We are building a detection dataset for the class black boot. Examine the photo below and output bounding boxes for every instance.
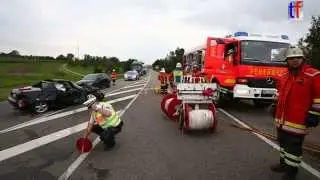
[270,163,286,173]
[282,172,297,180]
[282,167,298,180]
[103,139,116,151]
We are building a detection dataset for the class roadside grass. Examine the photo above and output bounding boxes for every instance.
[64,64,94,75]
[0,58,126,101]
[0,61,86,101]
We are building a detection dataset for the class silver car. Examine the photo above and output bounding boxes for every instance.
[124,70,140,81]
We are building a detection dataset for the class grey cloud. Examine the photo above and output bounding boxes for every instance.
[0,0,319,63]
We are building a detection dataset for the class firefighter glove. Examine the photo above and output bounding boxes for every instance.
[306,113,319,127]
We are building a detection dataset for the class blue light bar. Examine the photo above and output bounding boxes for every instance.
[281,35,289,40]
[234,32,249,37]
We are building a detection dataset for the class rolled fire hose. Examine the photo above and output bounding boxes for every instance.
[230,123,320,154]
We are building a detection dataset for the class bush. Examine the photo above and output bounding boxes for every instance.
[94,66,103,73]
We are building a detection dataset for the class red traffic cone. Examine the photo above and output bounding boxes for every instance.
[76,137,93,153]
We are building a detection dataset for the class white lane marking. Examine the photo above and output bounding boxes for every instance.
[218,108,320,179]
[0,110,121,162]
[0,95,136,134]
[101,80,145,94]
[43,109,66,117]
[58,74,151,180]
[121,83,146,89]
[105,87,142,97]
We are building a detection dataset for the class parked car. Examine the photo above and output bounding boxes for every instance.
[7,79,102,114]
[76,73,111,89]
[124,70,140,81]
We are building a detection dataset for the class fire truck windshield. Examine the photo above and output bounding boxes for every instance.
[240,40,290,66]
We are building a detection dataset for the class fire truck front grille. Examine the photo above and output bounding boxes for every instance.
[246,78,277,88]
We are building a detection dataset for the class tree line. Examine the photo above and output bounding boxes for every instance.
[0,50,140,74]
[152,47,184,73]
[153,15,320,72]
[298,16,320,69]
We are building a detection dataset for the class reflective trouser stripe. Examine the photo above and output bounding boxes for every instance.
[281,125,306,134]
[281,147,302,168]
[280,148,285,158]
[309,110,320,116]
[313,98,320,103]
[285,159,300,167]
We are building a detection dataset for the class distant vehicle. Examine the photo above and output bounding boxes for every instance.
[124,70,140,81]
[76,73,111,89]
[142,67,147,75]
[131,61,144,76]
[7,79,102,114]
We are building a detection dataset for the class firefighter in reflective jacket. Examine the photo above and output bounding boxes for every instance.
[111,69,117,86]
[84,93,123,150]
[158,68,168,94]
[272,47,320,180]
[170,62,183,89]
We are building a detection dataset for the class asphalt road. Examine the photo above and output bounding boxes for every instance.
[0,70,319,180]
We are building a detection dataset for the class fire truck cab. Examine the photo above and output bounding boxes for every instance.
[183,32,291,107]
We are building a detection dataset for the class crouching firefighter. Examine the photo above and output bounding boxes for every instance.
[84,93,124,150]
[272,47,320,180]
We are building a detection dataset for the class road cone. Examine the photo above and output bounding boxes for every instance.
[76,137,93,153]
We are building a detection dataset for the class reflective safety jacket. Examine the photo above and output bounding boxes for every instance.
[274,64,320,135]
[173,70,183,83]
[111,72,117,80]
[91,102,121,129]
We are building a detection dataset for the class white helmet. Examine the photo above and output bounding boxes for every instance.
[176,62,182,68]
[286,47,304,60]
[160,68,165,72]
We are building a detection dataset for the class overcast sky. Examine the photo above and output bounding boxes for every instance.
[0,0,319,64]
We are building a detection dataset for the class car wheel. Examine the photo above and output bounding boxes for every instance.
[34,101,49,114]
[87,94,96,100]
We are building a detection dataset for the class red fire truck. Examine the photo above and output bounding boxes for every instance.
[183,32,291,107]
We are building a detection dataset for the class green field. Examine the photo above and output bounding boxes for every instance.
[0,59,95,101]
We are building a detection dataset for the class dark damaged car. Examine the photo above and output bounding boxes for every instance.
[8,79,103,114]
[76,73,111,89]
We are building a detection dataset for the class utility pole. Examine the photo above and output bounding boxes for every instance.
[77,41,80,60]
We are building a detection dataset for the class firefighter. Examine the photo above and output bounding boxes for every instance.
[171,62,184,89]
[271,47,320,180]
[191,64,203,83]
[158,68,168,94]
[111,69,117,86]
[84,92,124,150]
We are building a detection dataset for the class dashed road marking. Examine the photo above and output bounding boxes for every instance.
[0,110,120,162]
[105,87,142,97]
[0,95,137,134]
[121,83,146,89]
[58,74,151,180]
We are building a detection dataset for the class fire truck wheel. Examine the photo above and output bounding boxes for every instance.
[178,108,184,130]
[213,84,226,107]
